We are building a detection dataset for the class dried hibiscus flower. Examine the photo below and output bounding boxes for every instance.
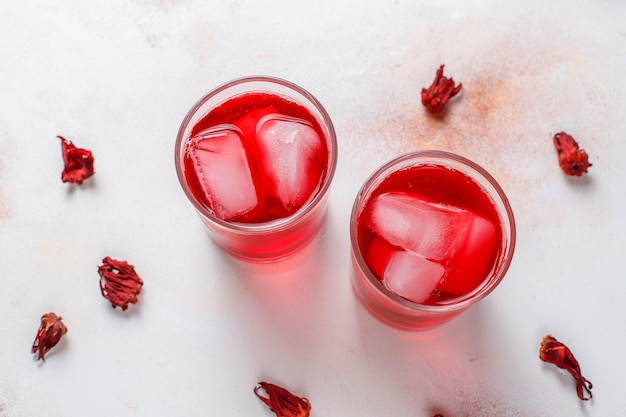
[539,334,593,400]
[32,312,67,361]
[58,135,95,184]
[98,257,143,310]
[254,381,311,417]
[421,64,463,113]
[553,132,592,176]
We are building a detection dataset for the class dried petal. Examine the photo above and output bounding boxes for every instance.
[539,334,593,400]
[553,132,592,176]
[98,257,143,310]
[421,64,463,113]
[58,135,95,184]
[32,312,67,361]
[254,382,311,417]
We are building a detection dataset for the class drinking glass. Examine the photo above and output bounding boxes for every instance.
[175,76,337,262]
[350,151,516,330]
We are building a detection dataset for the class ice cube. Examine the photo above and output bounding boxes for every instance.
[383,250,445,304]
[365,235,445,303]
[439,213,498,296]
[370,191,473,261]
[188,125,258,221]
[255,114,323,210]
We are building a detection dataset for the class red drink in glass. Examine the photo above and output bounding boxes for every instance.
[350,151,515,330]
[175,77,337,262]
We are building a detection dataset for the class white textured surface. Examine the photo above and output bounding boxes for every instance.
[1,0,626,415]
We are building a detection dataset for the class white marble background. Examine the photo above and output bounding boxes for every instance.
[1,0,626,415]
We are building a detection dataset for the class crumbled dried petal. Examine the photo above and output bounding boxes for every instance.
[98,257,143,310]
[421,64,463,113]
[58,135,95,184]
[32,312,67,361]
[553,132,592,176]
[254,382,311,417]
[539,334,593,400]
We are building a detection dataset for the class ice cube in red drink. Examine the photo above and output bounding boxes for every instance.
[188,125,258,221]
[440,212,498,296]
[384,250,445,304]
[365,236,446,303]
[256,114,323,210]
[365,235,445,303]
[370,191,472,262]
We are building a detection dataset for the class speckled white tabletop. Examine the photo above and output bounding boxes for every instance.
[2,1,626,416]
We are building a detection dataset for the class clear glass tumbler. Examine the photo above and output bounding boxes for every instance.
[350,151,516,331]
[175,76,338,262]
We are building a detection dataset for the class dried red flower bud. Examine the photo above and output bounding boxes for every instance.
[539,334,593,400]
[254,382,311,417]
[421,64,463,113]
[98,257,143,310]
[58,135,95,184]
[32,312,67,361]
[553,132,592,176]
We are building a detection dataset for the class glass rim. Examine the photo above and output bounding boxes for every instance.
[174,75,338,234]
[350,150,516,313]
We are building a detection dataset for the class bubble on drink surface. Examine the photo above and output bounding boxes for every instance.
[256,114,323,210]
[188,125,258,221]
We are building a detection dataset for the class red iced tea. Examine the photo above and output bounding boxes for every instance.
[183,92,329,223]
[350,151,515,330]
[175,77,337,262]
[356,165,502,304]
